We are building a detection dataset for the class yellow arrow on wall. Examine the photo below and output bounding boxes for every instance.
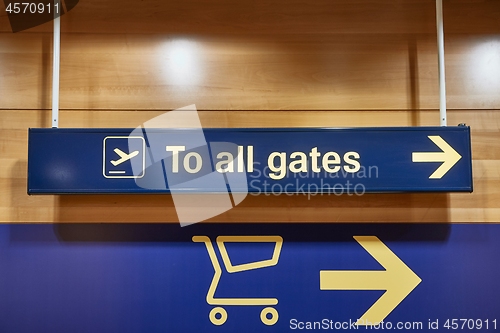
[412,135,462,179]
[320,236,421,326]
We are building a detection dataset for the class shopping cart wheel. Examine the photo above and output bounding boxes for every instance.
[260,307,279,326]
[209,307,227,325]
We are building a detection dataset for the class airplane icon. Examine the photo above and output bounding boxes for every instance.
[110,148,139,166]
[103,136,145,179]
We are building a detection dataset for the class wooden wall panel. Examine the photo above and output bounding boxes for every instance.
[1,33,499,110]
[0,0,499,222]
[1,0,499,34]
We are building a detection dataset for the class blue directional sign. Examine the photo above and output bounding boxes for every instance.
[28,126,472,194]
[0,223,498,333]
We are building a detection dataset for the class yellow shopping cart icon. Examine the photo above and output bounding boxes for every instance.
[192,235,283,326]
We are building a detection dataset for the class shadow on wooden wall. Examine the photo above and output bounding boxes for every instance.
[55,192,450,222]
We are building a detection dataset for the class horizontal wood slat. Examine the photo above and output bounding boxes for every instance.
[1,33,499,110]
[1,0,499,34]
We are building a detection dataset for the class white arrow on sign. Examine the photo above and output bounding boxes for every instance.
[412,135,462,179]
